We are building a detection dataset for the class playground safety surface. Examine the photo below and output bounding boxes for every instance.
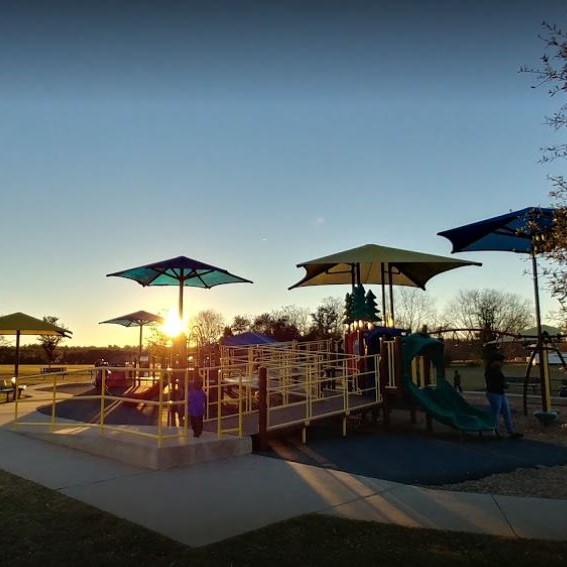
[261,419,567,486]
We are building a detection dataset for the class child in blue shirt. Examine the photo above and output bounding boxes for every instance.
[188,378,207,438]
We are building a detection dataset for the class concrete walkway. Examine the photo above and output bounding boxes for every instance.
[0,423,566,547]
[1,386,566,547]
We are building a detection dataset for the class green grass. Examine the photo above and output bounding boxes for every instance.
[1,469,566,567]
[449,363,567,395]
[0,365,94,386]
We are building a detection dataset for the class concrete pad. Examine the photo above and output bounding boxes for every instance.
[3,409,251,470]
[24,426,252,470]
[494,495,567,541]
[0,428,143,489]
[61,454,399,547]
[323,485,515,538]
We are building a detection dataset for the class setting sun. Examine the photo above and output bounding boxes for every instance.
[161,308,187,337]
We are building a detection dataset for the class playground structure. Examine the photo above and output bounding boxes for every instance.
[9,330,510,457]
[432,327,567,417]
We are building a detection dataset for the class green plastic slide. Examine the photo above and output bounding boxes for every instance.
[401,333,497,433]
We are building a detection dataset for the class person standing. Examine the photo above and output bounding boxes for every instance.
[188,378,207,438]
[484,354,523,439]
[453,369,463,393]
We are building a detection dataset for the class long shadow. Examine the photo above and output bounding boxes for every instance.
[259,421,567,485]
[35,386,160,426]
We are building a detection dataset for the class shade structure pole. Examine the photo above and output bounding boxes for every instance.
[178,281,184,320]
[138,325,144,361]
[380,263,386,323]
[14,330,21,380]
[388,265,395,326]
[532,250,550,412]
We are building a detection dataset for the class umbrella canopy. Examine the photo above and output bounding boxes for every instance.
[221,331,279,347]
[107,256,253,319]
[438,206,556,411]
[437,207,554,254]
[100,310,163,359]
[289,243,481,323]
[0,312,72,379]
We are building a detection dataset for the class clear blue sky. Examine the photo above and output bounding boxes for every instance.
[1,0,565,346]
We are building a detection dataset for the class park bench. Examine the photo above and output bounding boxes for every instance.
[40,367,67,374]
[0,379,27,402]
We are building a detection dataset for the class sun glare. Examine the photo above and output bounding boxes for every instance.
[162,308,187,337]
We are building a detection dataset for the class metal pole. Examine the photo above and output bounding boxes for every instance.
[138,325,143,361]
[388,265,395,325]
[14,330,21,380]
[380,263,386,323]
[178,279,184,320]
[531,250,550,412]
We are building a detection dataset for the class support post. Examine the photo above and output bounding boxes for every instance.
[257,367,268,450]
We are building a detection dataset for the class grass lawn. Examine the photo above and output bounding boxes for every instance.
[1,470,566,567]
[0,365,94,386]
[449,363,567,396]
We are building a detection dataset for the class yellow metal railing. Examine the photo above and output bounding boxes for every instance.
[10,337,392,444]
[12,366,192,447]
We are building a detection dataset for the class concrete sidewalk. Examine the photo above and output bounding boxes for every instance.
[0,425,566,547]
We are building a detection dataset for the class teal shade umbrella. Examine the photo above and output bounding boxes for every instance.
[0,312,72,379]
[107,256,253,319]
[100,310,163,359]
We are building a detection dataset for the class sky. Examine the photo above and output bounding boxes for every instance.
[1,0,566,347]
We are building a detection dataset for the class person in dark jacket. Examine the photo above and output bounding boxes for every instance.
[485,354,523,439]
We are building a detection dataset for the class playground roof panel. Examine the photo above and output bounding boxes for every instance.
[289,243,481,290]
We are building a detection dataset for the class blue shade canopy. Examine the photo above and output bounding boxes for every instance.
[100,310,163,358]
[438,206,557,414]
[99,310,163,328]
[107,256,253,289]
[221,332,279,347]
[437,207,555,254]
[107,256,253,319]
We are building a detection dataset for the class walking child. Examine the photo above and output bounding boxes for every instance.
[188,378,206,438]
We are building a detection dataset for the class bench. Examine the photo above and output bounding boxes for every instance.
[1,380,27,402]
[40,367,67,374]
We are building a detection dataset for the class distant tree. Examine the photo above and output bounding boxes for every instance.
[444,289,533,343]
[190,309,225,348]
[309,296,343,340]
[272,305,311,336]
[250,312,301,341]
[394,288,438,332]
[37,316,69,366]
[229,315,251,335]
[146,326,171,366]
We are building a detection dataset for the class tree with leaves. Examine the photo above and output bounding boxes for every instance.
[309,296,343,340]
[37,316,69,366]
[229,315,251,335]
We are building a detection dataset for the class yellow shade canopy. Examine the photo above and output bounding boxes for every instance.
[289,243,481,290]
